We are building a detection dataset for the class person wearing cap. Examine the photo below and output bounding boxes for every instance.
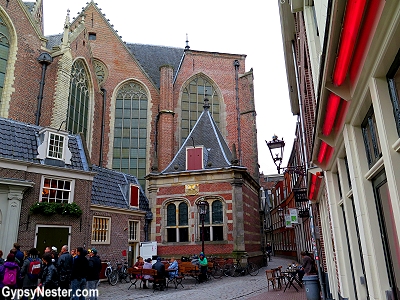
[198,252,208,283]
[87,248,101,299]
[141,258,153,289]
[58,245,73,300]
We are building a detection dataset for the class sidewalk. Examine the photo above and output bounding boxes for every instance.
[247,256,307,300]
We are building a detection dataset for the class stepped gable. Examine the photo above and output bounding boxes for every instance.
[123,43,184,89]
[161,100,234,174]
[91,165,149,211]
[0,117,86,171]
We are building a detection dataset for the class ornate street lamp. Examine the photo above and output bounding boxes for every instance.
[197,200,209,253]
[266,135,285,174]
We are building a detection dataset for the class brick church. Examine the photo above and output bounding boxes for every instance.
[0,0,262,263]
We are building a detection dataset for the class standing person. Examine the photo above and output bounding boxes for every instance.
[86,248,101,300]
[152,257,166,290]
[20,248,41,300]
[0,250,4,265]
[70,247,89,300]
[40,253,58,300]
[13,243,24,267]
[3,253,20,294]
[198,252,208,283]
[58,245,73,300]
[298,251,314,281]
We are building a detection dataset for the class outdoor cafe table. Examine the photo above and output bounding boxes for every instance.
[282,269,303,292]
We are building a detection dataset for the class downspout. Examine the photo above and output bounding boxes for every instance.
[234,60,242,164]
[99,88,106,167]
[35,53,53,126]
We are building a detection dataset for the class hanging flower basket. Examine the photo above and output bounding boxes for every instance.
[29,202,83,217]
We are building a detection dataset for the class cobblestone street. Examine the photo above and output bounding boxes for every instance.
[97,256,308,300]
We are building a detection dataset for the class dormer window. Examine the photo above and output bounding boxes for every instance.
[48,132,64,160]
[186,146,207,170]
[37,128,72,165]
[129,184,140,208]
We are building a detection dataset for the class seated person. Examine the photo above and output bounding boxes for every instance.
[168,257,178,279]
[152,257,166,290]
[134,256,144,269]
[191,255,199,266]
[142,258,153,289]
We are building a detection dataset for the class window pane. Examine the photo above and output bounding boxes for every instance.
[212,226,224,241]
[167,228,176,242]
[179,202,188,225]
[212,200,223,224]
[200,226,210,241]
[179,227,189,242]
[167,203,176,226]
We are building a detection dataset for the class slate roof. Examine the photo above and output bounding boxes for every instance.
[91,165,149,211]
[125,43,184,88]
[23,2,35,13]
[0,117,87,171]
[46,34,62,49]
[161,100,234,174]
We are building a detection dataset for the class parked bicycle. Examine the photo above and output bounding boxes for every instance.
[105,261,118,285]
[115,259,130,283]
[231,256,259,277]
[206,257,224,279]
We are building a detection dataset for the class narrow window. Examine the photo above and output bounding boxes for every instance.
[47,132,64,160]
[129,221,139,241]
[91,217,111,244]
[361,106,382,168]
[0,16,10,103]
[88,33,96,40]
[387,48,400,137]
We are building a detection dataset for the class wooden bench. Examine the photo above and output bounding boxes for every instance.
[179,262,200,283]
[127,267,142,290]
[127,268,165,291]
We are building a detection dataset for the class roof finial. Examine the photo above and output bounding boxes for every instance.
[185,33,190,50]
[203,97,210,110]
[61,9,71,47]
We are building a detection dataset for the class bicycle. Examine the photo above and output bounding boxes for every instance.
[115,259,130,283]
[231,256,259,277]
[105,261,118,285]
[207,257,224,279]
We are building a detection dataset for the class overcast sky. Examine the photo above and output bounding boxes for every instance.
[43,0,297,175]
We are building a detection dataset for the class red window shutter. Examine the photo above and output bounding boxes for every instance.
[130,185,139,207]
[187,148,203,170]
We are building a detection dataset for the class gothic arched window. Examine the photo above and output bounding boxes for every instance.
[198,199,224,241]
[113,81,148,186]
[0,16,10,103]
[67,59,90,137]
[181,76,220,144]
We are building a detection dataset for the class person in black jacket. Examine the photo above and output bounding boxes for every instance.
[57,245,73,300]
[40,253,58,300]
[86,248,101,300]
[152,257,166,290]
[70,247,89,300]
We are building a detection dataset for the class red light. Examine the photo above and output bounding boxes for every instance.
[325,144,334,165]
[318,142,327,163]
[333,0,367,86]
[322,93,341,136]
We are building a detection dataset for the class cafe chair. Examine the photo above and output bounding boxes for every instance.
[265,269,276,291]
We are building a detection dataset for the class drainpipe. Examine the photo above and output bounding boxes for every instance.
[99,88,107,167]
[234,60,242,164]
[35,53,53,126]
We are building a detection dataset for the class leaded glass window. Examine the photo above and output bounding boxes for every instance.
[0,16,10,102]
[113,81,148,187]
[181,76,220,144]
[167,203,176,226]
[361,106,382,168]
[67,60,90,137]
[166,201,189,243]
[199,199,224,241]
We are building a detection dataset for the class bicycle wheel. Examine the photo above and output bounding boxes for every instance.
[232,264,242,277]
[223,264,235,277]
[109,270,118,286]
[211,265,223,279]
[105,267,112,279]
[121,266,130,283]
[247,263,259,276]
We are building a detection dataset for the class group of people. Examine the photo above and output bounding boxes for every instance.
[0,243,102,300]
[132,251,209,290]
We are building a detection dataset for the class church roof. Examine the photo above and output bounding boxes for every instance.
[125,43,184,88]
[91,165,149,211]
[161,100,234,174]
[0,117,87,171]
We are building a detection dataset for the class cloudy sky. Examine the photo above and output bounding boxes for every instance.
[43,0,297,175]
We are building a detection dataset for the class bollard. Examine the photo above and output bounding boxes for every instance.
[303,275,320,300]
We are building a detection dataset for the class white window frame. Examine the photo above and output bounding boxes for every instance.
[165,200,190,243]
[39,176,74,203]
[91,216,111,244]
[47,132,65,160]
[128,220,139,242]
